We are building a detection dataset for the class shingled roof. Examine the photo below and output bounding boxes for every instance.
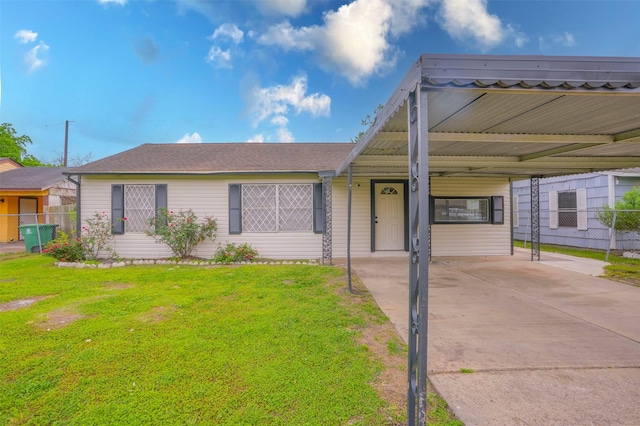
[0,167,70,190]
[68,143,356,175]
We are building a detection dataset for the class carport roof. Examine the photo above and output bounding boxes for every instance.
[338,54,640,179]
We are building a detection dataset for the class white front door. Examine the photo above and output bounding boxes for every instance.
[374,183,404,251]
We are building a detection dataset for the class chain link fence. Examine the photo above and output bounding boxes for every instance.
[0,206,76,244]
[514,208,640,256]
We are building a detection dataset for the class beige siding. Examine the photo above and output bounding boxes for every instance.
[80,174,323,260]
[331,176,511,257]
[332,177,373,257]
[431,177,511,256]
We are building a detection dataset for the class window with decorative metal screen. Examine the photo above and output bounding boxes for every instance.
[242,184,313,232]
[124,185,155,232]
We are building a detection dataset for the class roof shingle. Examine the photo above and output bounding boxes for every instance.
[68,143,355,174]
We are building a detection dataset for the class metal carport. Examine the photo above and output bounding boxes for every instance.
[333,54,640,425]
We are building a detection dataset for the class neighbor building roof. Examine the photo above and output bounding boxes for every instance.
[0,167,70,190]
[67,143,356,175]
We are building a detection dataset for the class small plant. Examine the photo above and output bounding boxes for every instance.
[460,368,474,374]
[43,232,85,262]
[214,242,259,264]
[147,209,218,259]
[81,212,118,260]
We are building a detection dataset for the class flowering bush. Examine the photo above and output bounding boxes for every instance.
[214,242,259,264]
[81,212,118,260]
[147,209,218,259]
[43,232,85,262]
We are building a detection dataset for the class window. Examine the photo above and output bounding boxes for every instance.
[430,196,504,224]
[229,183,323,234]
[549,189,587,230]
[558,191,577,227]
[112,184,167,234]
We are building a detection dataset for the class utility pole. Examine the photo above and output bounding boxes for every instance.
[63,120,74,166]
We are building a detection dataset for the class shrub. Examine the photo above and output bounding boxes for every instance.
[81,212,118,260]
[214,242,259,264]
[147,209,218,259]
[43,232,85,262]
[597,187,640,232]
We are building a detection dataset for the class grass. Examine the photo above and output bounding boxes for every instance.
[0,254,461,425]
[514,240,640,286]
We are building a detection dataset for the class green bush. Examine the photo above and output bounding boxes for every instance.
[597,187,640,232]
[147,209,218,259]
[81,212,118,260]
[214,242,259,264]
[43,232,85,262]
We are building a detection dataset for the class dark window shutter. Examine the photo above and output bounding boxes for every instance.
[313,183,325,234]
[492,196,504,224]
[155,184,168,227]
[112,184,125,234]
[229,184,242,234]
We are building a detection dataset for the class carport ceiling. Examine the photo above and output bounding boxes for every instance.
[340,54,640,179]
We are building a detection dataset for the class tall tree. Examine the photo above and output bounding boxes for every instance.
[0,123,45,166]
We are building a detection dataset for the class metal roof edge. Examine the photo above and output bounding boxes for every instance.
[418,54,640,90]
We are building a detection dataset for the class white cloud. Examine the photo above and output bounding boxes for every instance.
[256,0,308,17]
[257,0,433,86]
[25,41,49,73]
[248,74,330,142]
[176,132,203,144]
[276,127,295,143]
[98,0,127,5]
[205,46,232,68]
[437,0,527,50]
[258,21,316,51]
[538,32,576,52]
[247,134,266,143]
[210,23,244,44]
[14,30,38,44]
[250,74,330,126]
[206,23,244,68]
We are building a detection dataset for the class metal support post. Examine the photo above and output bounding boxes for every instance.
[322,176,333,265]
[407,84,430,425]
[347,165,353,292]
[530,176,540,261]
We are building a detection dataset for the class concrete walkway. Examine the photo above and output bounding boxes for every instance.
[341,250,640,425]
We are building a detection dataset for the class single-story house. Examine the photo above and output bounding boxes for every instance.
[64,54,640,421]
[65,54,640,262]
[0,167,76,242]
[512,169,640,251]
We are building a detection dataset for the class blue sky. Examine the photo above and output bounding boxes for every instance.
[2,0,639,164]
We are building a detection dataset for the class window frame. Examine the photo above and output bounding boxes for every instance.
[430,196,504,225]
[229,183,324,234]
[111,184,167,234]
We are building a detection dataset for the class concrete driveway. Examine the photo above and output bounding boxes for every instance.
[342,249,640,425]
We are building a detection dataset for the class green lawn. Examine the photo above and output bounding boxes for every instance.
[514,240,640,286]
[0,254,460,425]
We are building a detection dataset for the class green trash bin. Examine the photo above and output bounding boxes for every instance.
[18,224,59,253]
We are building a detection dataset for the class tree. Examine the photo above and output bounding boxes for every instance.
[351,104,384,143]
[0,123,45,166]
[597,186,640,232]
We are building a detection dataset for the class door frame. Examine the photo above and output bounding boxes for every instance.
[370,179,409,252]
[18,197,39,241]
